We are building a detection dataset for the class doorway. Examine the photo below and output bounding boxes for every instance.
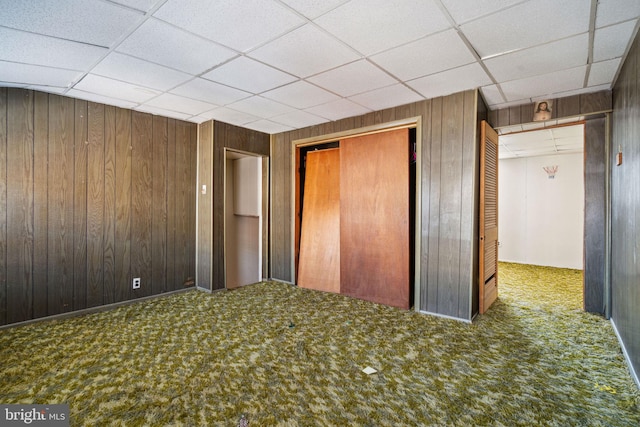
[225,149,263,289]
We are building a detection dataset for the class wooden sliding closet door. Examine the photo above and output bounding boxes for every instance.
[340,129,409,309]
[298,148,341,293]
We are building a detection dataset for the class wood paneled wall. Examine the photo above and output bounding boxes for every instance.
[271,90,481,320]
[611,29,640,384]
[0,88,197,326]
[196,120,269,292]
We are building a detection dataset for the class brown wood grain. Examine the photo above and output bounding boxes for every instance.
[175,120,191,288]
[196,120,212,290]
[114,107,132,303]
[103,106,116,304]
[298,148,340,293]
[340,128,409,309]
[152,115,168,294]
[166,119,176,290]
[33,91,48,318]
[73,99,88,310]
[426,97,443,313]
[0,88,7,325]
[87,102,105,308]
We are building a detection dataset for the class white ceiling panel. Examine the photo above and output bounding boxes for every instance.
[27,85,68,95]
[199,107,262,125]
[145,93,217,116]
[116,18,237,75]
[110,0,159,13]
[499,124,584,159]
[134,104,193,121]
[408,63,492,99]
[243,119,294,134]
[371,29,476,81]
[0,0,144,47]
[480,84,505,106]
[484,34,589,83]
[461,0,590,58]
[279,0,349,19]
[500,66,587,102]
[593,20,638,62]
[202,57,297,94]
[271,110,328,128]
[349,84,423,111]
[315,0,450,56]
[227,96,295,119]
[595,0,640,28]
[588,59,622,86]
[307,60,397,97]
[440,0,523,25]
[74,74,160,103]
[0,27,107,71]
[171,78,251,106]
[154,0,304,52]
[92,52,192,91]
[248,24,360,78]
[262,81,340,109]
[66,88,138,109]
[0,61,82,87]
[305,98,372,121]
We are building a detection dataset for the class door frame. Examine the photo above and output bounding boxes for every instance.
[289,117,422,311]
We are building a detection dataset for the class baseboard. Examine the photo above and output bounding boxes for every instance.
[610,318,640,389]
[419,310,472,323]
[0,287,195,331]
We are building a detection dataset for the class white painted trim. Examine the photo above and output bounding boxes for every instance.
[610,318,640,389]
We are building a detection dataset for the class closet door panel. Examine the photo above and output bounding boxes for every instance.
[298,148,341,293]
[340,129,409,309]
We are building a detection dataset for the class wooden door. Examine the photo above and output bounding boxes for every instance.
[298,148,341,293]
[340,129,409,309]
[479,120,499,314]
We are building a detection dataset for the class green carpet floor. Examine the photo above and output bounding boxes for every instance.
[1,262,638,426]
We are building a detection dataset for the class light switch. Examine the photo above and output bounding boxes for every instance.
[201,184,207,194]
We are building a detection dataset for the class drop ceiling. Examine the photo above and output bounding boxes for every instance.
[499,124,585,159]
[1,0,638,134]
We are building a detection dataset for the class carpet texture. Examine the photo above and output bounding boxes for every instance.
[1,262,639,426]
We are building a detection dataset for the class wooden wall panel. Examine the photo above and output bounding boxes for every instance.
[0,88,7,325]
[6,89,34,323]
[73,100,88,311]
[188,125,197,283]
[611,28,640,380]
[196,120,212,291]
[114,107,132,303]
[87,102,105,308]
[47,95,75,314]
[132,112,153,298]
[0,90,197,326]
[152,116,168,294]
[103,106,116,304]
[33,91,48,319]
[271,91,480,320]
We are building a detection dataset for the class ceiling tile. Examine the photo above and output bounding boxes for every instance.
[74,74,161,103]
[0,0,144,47]
[279,0,349,19]
[134,104,193,121]
[198,107,262,125]
[537,84,610,100]
[271,110,328,128]
[593,20,638,62]
[307,60,397,97]
[144,93,218,116]
[66,88,138,109]
[305,99,372,121]
[110,0,159,13]
[349,84,423,111]
[595,0,640,27]
[371,29,476,81]
[408,63,492,99]
[227,96,296,119]
[117,18,237,75]
[0,61,82,87]
[461,0,590,58]
[440,0,523,25]
[27,85,68,95]
[315,0,450,56]
[249,24,360,78]
[93,52,192,91]
[0,27,107,71]
[484,34,589,82]
[262,81,340,109]
[500,66,587,102]
[202,57,297,94]
[243,119,294,134]
[171,78,251,105]
[588,59,621,86]
[480,84,505,106]
[154,0,304,52]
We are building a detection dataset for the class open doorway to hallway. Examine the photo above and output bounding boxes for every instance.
[497,123,585,309]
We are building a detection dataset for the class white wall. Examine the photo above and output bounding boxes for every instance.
[498,152,584,269]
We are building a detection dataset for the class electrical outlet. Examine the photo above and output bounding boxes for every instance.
[133,277,141,289]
